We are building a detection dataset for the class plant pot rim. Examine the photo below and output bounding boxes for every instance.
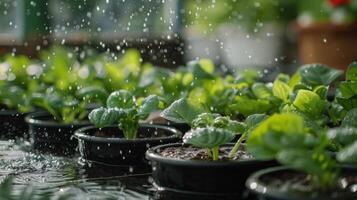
[0,107,32,116]
[146,143,264,167]
[294,21,357,33]
[74,124,182,143]
[25,111,91,127]
[246,166,357,200]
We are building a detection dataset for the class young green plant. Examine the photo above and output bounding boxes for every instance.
[89,90,163,139]
[247,113,338,190]
[31,86,107,123]
[183,127,236,161]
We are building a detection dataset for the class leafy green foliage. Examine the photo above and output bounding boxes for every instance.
[31,86,106,123]
[247,113,337,189]
[229,96,272,117]
[183,127,235,149]
[293,90,325,117]
[346,62,357,81]
[341,108,357,128]
[161,98,203,125]
[336,63,357,112]
[336,141,357,164]
[328,127,357,147]
[328,127,357,164]
[88,108,123,128]
[272,79,291,102]
[252,83,272,99]
[299,64,343,86]
[89,90,162,139]
[228,114,268,158]
[191,112,245,133]
[183,127,235,160]
[76,86,108,105]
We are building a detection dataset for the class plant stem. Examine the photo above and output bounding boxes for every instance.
[228,131,247,158]
[212,147,219,161]
[121,124,138,139]
[206,148,212,157]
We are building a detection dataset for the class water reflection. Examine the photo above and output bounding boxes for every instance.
[0,140,152,199]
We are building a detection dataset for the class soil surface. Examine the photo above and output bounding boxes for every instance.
[260,170,357,198]
[157,146,253,161]
[93,127,171,139]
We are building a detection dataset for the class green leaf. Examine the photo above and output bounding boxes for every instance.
[338,82,357,99]
[313,85,328,99]
[213,116,231,128]
[77,86,108,105]
[245,114,268,130]
[293,90,325,117]
[277,149,325,177]
[137,95,160,119]
[327,127,357,146]
[106,90,135,109]
[336,96,357,111]
[183,127,235,149]
[192,113,221,128]
[161,98,203,124]
[299,64,343,86]
[247,113,305,160]
[188,60,214,79]
[337,140,357,164]
[229,97,272,117]
[272,79,291,102]
[327,102,346,125]
[342,108,357,128]
[89,107,123,128]
[225,121,246,134]
[346,62,357,81]
[252,83,272,99]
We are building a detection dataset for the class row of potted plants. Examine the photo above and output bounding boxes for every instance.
[0,47,356,199]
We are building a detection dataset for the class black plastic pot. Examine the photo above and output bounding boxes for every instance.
[74,124,182,166]
[146,143,276,199]
[0,107,30,139]
[246,166,357,200]
[25,111,91,155]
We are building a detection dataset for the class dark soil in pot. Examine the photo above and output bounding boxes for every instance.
[146,143,277,199]
[0,105,31,139]
[74,124,182,166]
[25,111,91,155]
[246,166,357,200]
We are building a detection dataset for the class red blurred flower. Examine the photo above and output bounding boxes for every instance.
[328,0,352,7]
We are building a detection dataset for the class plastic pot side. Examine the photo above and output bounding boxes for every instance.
[25,111,91,155]
[0,109,30,139]
[146,143,277,198]
[246,166,357,200]
[74,124,182,166]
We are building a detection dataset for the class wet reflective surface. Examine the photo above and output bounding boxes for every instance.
[0,140,153,199]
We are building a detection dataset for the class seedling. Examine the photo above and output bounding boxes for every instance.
[247,113,338,190]
[89,90,163,139]
[31,86,107,123]
[183,127,235,161]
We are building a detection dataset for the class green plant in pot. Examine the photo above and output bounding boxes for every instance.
[145,103,274,197]
[25,86,108,154]
[246,113,357,200]
[74,90,182,165]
